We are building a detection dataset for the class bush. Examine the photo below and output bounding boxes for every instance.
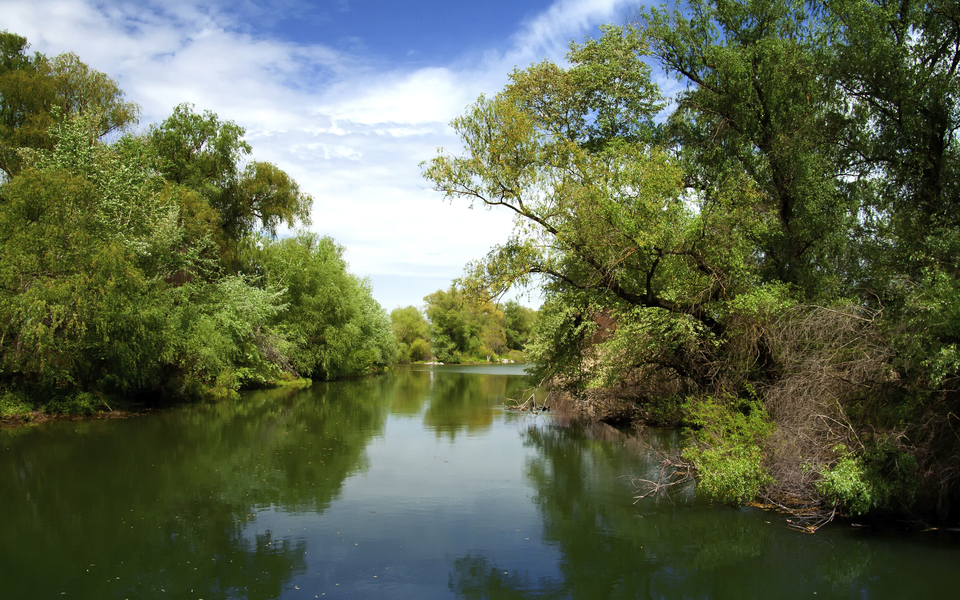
[0,390,33,417]
[817,450,873,515]
[683,394,774,505]
[44,391,101,416]
[409,338,432,362]
[817,441,918,515]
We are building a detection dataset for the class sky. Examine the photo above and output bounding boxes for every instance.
[2,0,656,311]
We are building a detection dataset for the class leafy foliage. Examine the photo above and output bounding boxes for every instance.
[424,3,960,522]
[502,300,538,351]
[682,394,774,505]
[391,306,432,363]
[424,287,508,363]
[148,103,312,267]
[0,31,138,178]
[817,442,919,516]
[249,233,398,380]
[0,36,397,414]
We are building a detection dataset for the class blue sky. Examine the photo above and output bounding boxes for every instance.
[3,0,653,311]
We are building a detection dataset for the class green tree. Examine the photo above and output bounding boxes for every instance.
[250,233,397,379]
[0,113,175,397]
[821,0,960,381]
[148,103,312,265]
[391,306,432,363]
[423,13,904,518]
[824,0,960,520]
[0,39,396,412]
[424,287,506,363]
[502,300,537,351]
[0,31,139,178]
[424,25,755,387]
[643,0,856,296]
[0,112,293,405]
[827,0,960,239]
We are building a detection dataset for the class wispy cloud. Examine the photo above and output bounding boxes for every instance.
[508,0,640,61]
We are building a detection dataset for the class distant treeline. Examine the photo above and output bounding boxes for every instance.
[390,289,537,365]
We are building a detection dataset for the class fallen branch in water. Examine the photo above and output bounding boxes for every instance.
[632,443,695,503]
[504,380,551,413]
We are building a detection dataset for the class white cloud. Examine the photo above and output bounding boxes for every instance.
[319,67,469,126]
[2,0,642,309]
[509,0,639,59]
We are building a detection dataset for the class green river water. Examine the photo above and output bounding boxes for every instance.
[1,364,957,599]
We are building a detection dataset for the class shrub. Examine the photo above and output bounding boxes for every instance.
[817,441,918,515]
[683,394,774,505]
[0,390,32,417]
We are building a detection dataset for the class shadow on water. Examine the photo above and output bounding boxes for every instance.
[0,366,531,599]
[0,379,390,599]
[448,419,960,600]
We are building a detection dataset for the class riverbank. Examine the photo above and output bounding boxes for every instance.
[0,376,314,429]
[0,408,158,429]
[552,381,960,531]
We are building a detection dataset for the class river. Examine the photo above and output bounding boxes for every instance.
[1,364,957,599]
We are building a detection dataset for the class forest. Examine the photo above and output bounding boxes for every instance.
[0,28,536,417]
[0,31,400,413]
[391,293,537,365]
[423,0,960,525]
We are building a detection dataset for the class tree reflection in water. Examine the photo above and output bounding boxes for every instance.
[450,420,959,600]
[4,368,958,599]
[0,380,385,599]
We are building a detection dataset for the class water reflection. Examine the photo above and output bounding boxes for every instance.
[450,554,564,600]
[449,420,960,600]
[0,366,530,599]
[0,380,385,599]
[2,367,958,600]
[422,372,523,439]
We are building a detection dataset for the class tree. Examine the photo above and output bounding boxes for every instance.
[819,0,960,377]
[390,306,432,363]
[643,0,857,296]
[250,233,397,379]
[422,12,937,519]
[0,113,177,395]
[424,287,506,363]
[502,301,538,351]
[0,37,396,413]
[822,0,960,520]
[826,0,960,237]
[0,31,138,178]
[424,25,757,387]
[149,103,312,265]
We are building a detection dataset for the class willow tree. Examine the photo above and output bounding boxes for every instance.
[423,25,774,391]
[148,103,313,268]
[0,31,139,178]
[248,233,398,380]
[0,113,294,403]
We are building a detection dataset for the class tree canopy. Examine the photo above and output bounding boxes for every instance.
[0,31,138,178]
[0,34,394,417]
[147,103,313,268]
[424,1,960,524]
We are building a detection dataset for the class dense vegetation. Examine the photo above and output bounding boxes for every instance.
[391,293,537,364]
[0,32,396,417]
[424,0,960,525]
